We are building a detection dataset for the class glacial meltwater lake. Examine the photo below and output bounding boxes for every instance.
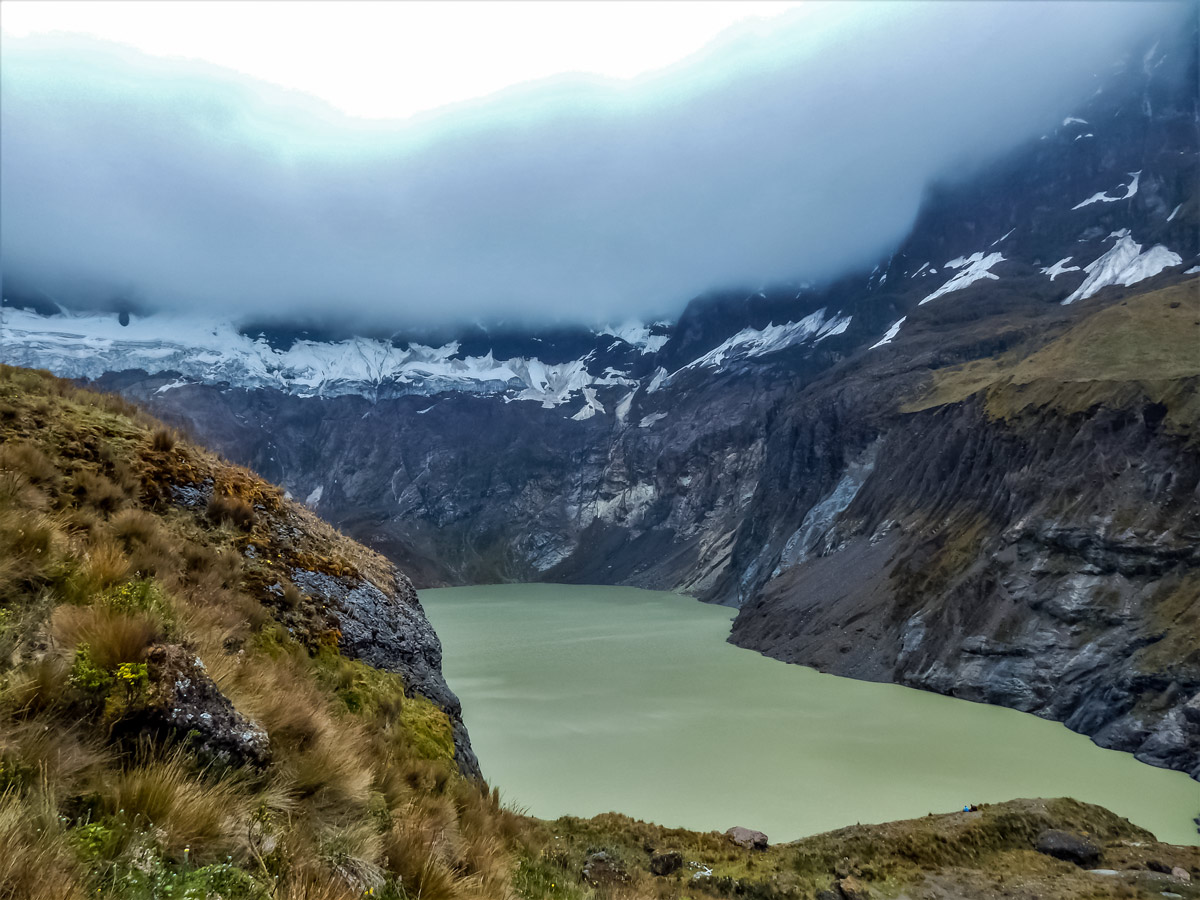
[421,584,1199,845]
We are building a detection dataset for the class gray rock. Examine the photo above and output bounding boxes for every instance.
[1034,829,1102,867]
[143,643,270,768]
[1172,867,1191,883]
[290,566,481,779]
[581,851,626,886]
[725,826,768,850]
[649,850,682,876]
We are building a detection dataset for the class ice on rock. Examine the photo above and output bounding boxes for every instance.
[645,367,669,394]
[680,309,853,371]
[920,252,1005,305]
[598,321,668,354]
[1063,235,1182,304]
[1072,171,1140,209]
[569,386,605,421]
[869,316,906,349]
[1040,257,1082,281]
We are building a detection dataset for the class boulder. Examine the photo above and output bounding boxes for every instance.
[725,826,769,850]
[1033,829,1102,867]
[1172,867,1191,883]
[581,851,626,886]
[143,643,270,768]
[649,850,682,876]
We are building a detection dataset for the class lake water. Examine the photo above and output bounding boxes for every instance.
[421,583,1199,845]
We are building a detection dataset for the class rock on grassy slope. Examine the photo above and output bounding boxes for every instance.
[1,364,1196,900]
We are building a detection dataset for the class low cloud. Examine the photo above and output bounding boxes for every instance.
[0,2,1186,329]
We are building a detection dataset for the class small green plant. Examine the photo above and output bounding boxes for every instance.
[69,643,114,697]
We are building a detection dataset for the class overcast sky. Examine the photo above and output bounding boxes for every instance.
[0,1,1186,329]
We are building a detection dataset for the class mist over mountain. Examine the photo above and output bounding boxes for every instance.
[1,1,1187,331]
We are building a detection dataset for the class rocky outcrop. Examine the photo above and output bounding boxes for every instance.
[289,565,481,780]
[725,827,769,850]
[1035,829,1103,867]
[581,851,627,886]
[142,643,270,768]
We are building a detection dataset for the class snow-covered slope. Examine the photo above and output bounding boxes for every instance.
[678,308,851,372]
[0,307,633,406]
[1063,234,1183,305]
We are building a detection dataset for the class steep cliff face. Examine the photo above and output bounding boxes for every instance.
[732,281,1200,777]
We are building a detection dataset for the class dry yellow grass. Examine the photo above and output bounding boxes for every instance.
[906,278,1200,414]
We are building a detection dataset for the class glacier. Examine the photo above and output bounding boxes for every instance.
[0,306,633,408]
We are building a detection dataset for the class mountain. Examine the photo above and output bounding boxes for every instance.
[3,366,1199,900]
[4,16,1198,782]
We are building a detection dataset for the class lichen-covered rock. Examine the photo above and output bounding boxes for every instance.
[143,643,270,767]
[581,851,627,886]
[290,567,481,779]
[725,826,768,850]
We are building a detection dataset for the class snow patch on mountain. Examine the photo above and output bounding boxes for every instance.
[1071,171,1141,209]
[680,309,852,372]
[919,252,1005,305]
[869,316,906,350]
[569,386,605,421]
[598,321,669,354]
[645,367,669,394]
[1041,257,1082,281]
[614,389,636,425]
[1062,235,1182,305]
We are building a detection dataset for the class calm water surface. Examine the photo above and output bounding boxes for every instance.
[421,584,1198,845]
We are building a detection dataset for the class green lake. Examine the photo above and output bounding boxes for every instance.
[421,583,1199,845]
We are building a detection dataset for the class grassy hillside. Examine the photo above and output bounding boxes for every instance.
[906,277,1200,438]
[1,365,1196,900]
